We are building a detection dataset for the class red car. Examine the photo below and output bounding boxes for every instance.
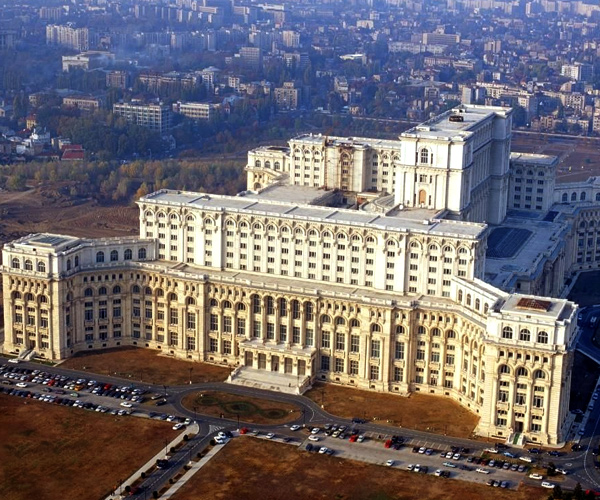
[384,439,392,448]
[349,435,358,443]
[239,427,250,435]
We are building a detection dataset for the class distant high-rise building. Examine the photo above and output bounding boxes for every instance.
[46,24,90,51]
[113,102,172,134]
[239,46,262,69]
[560,62,593,83]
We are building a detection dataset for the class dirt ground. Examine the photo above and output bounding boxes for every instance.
[181,391,299,425]
[171,438,546,500]
[305,382,479,438]
[59,347,231,386]
[0,186,139,245]
[512,134,600,184]
[0,393,173,500]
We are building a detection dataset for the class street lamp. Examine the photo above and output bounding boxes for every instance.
[163,385,168,397]
[193,405,198,423]
[189,367,193,385]
[302,408,306,428]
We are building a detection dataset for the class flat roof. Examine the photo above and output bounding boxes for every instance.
[401,104,511,141]
[500,294,572,321]
[290,134,403,151]
[140,190,487,239]
[245,183,334,205]
[510,152,557,166]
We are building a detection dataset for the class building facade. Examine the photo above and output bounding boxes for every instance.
[113,102,172,134]
[0,105,585,447]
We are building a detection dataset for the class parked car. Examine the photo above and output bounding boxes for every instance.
[529,473,543,480]
[386,459,394,467]
[541,481,556,489]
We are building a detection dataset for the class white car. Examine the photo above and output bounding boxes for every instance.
[217,431,227,439]
[541,481,556,489]
[434,469,443,477]
[555,468,569,475]
[476,468,490,474]
[172,423,186,430]
[8,359,21,364]
[119,401,134,408]
[308,435,320,442]
[357,435,365,443]
[418,446,426,454]
[386,459,394,467]
[519,456,533,463]
[318,447,328,454]
[311,427,320,434]
[266,433,275,439]
[214,436,226,444]
[529,473,543,480]
[15,382,28,388]
[290,425,301,431]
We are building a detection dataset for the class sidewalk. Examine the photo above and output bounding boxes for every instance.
[105,422,200,500]
[159,441,227,499]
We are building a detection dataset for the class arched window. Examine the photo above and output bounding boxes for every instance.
[132,285,140,294]
[255,160,261,168]
[335,317,346,326]
[417,326,426,335]
[571,192,577,202]
[11,258,19,269]
[431,327,441,337]
[145,287,152,295]
[124,249,132,260]
[113,286,121,294]
[274,161,280,170]
[66,259,72,271]
[537,331,549,344]
[519,329,531,342]
[168,293,177,302]
[475,298,480,310]
[96,251,105,263]
[596,193,600,202]
[502,326,513,339]
[24,260,33,271]
[371,324,382,333]
[581,192,586,201]
[84,288,93,297]
[25,293,34,302]
[396,325,405,334]
[237,302,246,312]
[98,287,107,295]
[138,248,147,260]
[66,292,72,301]
[321,315,331,324]
[210,298,218,307]
[186,297,196,306]
[74,256,79,267]
[222,300,232,309]
[446,330,456,339]
[499,365,511,374]
[419,148,430,164]
[156,289,164,297]
[466,294,472,306]
[516,367,529,377]
[110,250,119,262]
[39,295,48,303]
[13,291,21,300]
[305,303,314,317]
[562,193,568,203]
[266,296,274,313]
[484,303,489,314]
[534,370,545,380]
[350,319,360,328]
[279,298,287,315]
[458,290,463,302]
[252,295,261,313]
[37,262,46,273]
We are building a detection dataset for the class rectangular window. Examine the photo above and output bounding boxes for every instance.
[223,340,231,354]
[371,339,380,358]
[223,316,232,333]
[210,314,218,331]
[336,332,345,351]
[293,327,301,344]
[209,338,218,352]
[445,354,455,365]
[395,341,404,360]
[321,355,330,371]
[169,308,178,326]
[394,367,403,382]
[335,358,344,373]
[305,328,314,346]
[187,312,196,330]
[237,318,246,336]
[349,360,359,375]
[253,321,261,338]
[369,365,379,380]
[321,331,331,349]
[279,324,287,342]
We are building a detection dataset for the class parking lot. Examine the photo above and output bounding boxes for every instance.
[298,427,534,490]
[0,362,194,428]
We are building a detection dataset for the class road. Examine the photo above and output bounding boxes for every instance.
[3,349,600,497]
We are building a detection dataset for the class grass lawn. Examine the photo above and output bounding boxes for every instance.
[305,382,479,438]
[59,346,231,386]
[170,438,546,500]
[0,393,173,500]
[182,391,300,425]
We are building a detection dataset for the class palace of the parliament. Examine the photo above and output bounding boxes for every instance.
[4,104,600,445]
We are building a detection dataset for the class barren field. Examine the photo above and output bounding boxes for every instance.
[305,382,479,438]
[60,347,231,386]
[0,186,138,245]
[512,133,600,184]
[0,393,173,500]
[171,438,546,500]
[182,391,300,425]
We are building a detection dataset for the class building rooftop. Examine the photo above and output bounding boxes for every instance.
[499,294,574,322]
[401,104,511,141]
[510,152,557,166]
[140,190,487,239]
[290,133,403,151]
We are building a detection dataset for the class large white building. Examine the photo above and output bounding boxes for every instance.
[2,104,591,447]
